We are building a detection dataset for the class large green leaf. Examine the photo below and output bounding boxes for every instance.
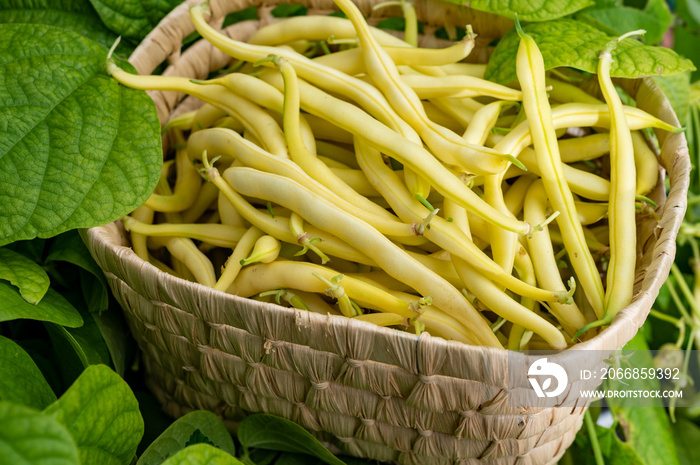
[0,402,79,465]
[0,23,161,246]
[87,0,182,42]
[0,0,131,53]
[43,364,144,465]
[485,19,696,85]
[238,414,346,465]
[672,418,700,465]
[0,247,50,304]
[0,283,82,327]
[160,443,244,465]
[138,411,236,465]
[439,0,594,21]
[0,336,56,410]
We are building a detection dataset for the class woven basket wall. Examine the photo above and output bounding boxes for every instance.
[84,0,691,464]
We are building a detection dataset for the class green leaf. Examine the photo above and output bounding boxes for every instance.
[47,230,109,313]
[0,402,79,465]
[568,421,644,465]
[90,308,131,377]
[87,0,182,42]
[0,336,56,410]
[672,417,700,465]
[43,364,144,465]
[485,19,696,85]
[138,411,236,465]
[0,283,82,327]
[606,332,681,465]
[672,24,700,82]
[160,443,244,465]
[0,247,50,304]
[653,71,692,126]
[576,1,672,45]
[45,314,111,369]
[0,23,161,247]
[438,0,594,21]
[238,414,346,465]
[677,0,700,31]
[0,0,132,54]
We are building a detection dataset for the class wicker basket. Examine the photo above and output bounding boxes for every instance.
[85,0,691,463]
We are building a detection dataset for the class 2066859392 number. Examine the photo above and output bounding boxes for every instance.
[601,367,680,380]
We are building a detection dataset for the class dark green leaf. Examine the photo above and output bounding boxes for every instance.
[576,1,672,45]
[485,19,696,85]
[677,0,700,31]
[0,0,132,54]
[47,230,108,313]
[271,4,307,18]
[45,315,111,369]
[160,443,244,465]
[0,247,50,304]
[138,411,235,465]
[0,402,79,465]
[439,0,594,21]
[0,283,82,327]
[43,364,144,465]
[90,308,131,377]
[0,336,56,409]
[0,24,161,246]
[87,0,182,42]
[238,414,346,465]
[222,6,258,28]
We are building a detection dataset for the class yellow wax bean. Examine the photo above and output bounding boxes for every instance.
[258,72,531,234]
[187,128,422,241]
[355,137,572,303]
[524,180,589,337]
[515,21,605,317]
[222,166,501,347]
[331,0,517,175]
[398,74,522,101]
[122,216,247,248]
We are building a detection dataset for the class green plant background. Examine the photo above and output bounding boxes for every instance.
[1,0,700,464]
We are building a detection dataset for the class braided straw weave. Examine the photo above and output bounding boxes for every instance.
[85,0,691,463]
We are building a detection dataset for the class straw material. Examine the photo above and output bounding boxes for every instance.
[85,1,691,463]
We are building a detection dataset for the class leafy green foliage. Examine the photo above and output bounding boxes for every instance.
[138,411,236,465]
[0,23,161,247]
[0,336,56,410]
[567,421,645,464]
[576,0,672,45]
[672,418,700,465]
[0,402,79,465]
[0,284,82,327]
[439,0,594,21]
[160,443,245,465]
[485,19,695,84]
[238,414,346,465]
[605,333,681,465]
[0,0,132,54]
[87,0,182,43]
[43,364,144,465]
[0,247,50,304]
